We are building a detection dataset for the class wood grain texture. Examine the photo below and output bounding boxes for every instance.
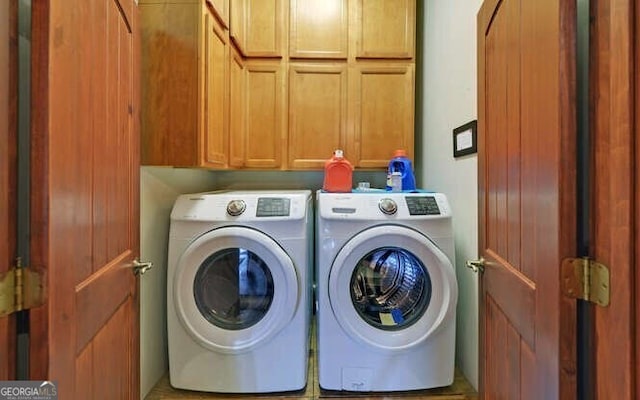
[0,0,17,381]
[207,0,229,29]
[636,3,640,397]
[29,0,140,397]
[591,0,636,398]
[352,0,415,59]
[203,7,229,168]
[244,60,285,168]
[288,63,347,169]
[229,47,246,167]
[478,0,577,398]
[243,0,284,57]
[139,0,200,166]
[348,63,414,168]
[289,0,347,59]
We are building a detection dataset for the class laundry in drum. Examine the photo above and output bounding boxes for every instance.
[350,247,431,329]
[379,309,405,326]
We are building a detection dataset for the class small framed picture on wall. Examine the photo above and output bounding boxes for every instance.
[453,120,477,158]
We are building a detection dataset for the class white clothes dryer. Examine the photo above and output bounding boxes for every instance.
[167,190,312,393]
[316,191,458,392]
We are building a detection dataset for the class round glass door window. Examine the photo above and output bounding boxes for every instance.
[193,248,274,330]
[350,247,431,331]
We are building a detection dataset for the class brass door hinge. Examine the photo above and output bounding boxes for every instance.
[0,257,45,317]
[562,257,610,307]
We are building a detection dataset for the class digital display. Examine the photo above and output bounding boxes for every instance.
[256,198,290,217]
[405,196,440,215]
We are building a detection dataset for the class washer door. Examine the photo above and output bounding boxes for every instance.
[174,226,298,353]
[328,225,457,352]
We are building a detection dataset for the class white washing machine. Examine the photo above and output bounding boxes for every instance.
[316,191,458,392]
[167,190,312,393]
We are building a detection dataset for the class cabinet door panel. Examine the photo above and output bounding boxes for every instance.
[206,0,229,28]
[140,1,200,166]
[244,61,284,168]
[288,64,347,169]
[229,48,245,167]
[203,10,229,167]
[290,0,348,59]
[353,0,415,59]
[230,0,246,53]
[244,0,284,57]
[349,64,414,167]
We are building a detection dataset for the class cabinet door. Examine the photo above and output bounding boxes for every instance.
[229,47,245,167]
[140,0,200,166]
[289,0,348,59]
[242,0,284,57]
[349,64,414,168]
[203,9,229,167]
[244,60,284,168]
[353,0,415,59]
[288,63,347,169]
[230,0,246,53]
[206,0,229,28]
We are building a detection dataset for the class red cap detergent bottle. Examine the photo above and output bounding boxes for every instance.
[385,149,416,191]
[322,149,353,192]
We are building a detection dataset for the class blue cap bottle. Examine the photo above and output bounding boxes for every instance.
[385,149,416,191]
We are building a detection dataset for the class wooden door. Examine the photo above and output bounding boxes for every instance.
[29,0,141,397]
[477,0,577,398]
[590,0,638,398]
[0,0,17,380]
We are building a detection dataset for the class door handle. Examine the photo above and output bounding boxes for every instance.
[466,257,485,274]
[128,259,153,276]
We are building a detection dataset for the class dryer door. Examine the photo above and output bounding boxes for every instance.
[328,225,457,352]
[174,226,299,353]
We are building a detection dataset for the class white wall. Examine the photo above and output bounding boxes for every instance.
[419,0,483,389]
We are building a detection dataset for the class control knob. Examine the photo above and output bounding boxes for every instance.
[226,199,246,216]
[378,198,398,215]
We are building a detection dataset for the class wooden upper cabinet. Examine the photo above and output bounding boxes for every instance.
[231,0,284,57]
[243,60,285,168]
[203,7,229,167]
[140,0,230,167]
[348,63,415,168]
[207,0,229,28]
[353,0,415,59]
[289,0,348,59]
[288,63,348,169]
[140,0,415,170]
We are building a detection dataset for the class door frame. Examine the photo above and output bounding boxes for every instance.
[0,0,17,380]
[590,0,637,398]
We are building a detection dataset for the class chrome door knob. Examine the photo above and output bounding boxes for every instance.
[226,199,246,216]
[378,198,398,215]
[129,259,153,276]
[466,258,485,273]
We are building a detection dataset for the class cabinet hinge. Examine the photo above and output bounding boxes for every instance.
[0,257,45,317]
[562,257,610,307]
